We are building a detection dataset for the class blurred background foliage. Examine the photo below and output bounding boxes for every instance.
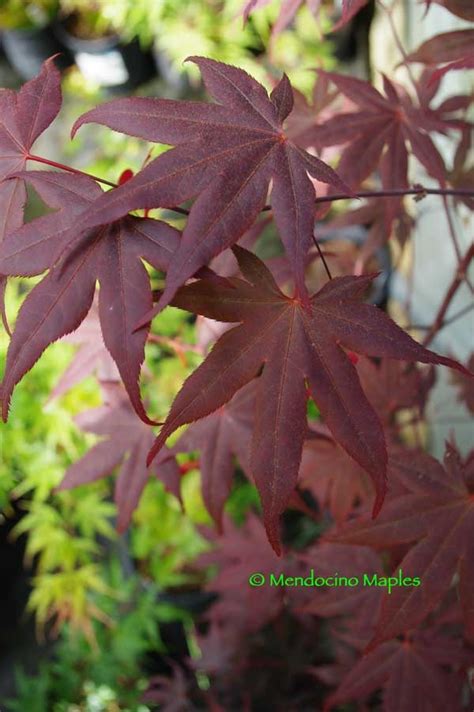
[1,0,335,92]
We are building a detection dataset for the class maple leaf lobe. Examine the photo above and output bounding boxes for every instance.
[146,247,466,552]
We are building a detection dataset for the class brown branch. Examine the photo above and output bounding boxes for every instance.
[406,302,474,332]
[422,244,474,347]
[312,233,333,280]
[166,186,474,217]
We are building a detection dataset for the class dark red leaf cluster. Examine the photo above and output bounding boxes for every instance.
[0,19,472,709]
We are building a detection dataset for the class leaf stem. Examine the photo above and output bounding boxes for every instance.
[27,153,118,189]
[377,0,419,95]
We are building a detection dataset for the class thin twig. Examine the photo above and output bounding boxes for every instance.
[406,302,474,331]
[377,0,419,95]
[422,244,474,347]
[258,186,474,215]
[440,192,473,293]
[312,233,333,280]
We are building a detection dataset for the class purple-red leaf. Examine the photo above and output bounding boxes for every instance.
[71,57,349,315]
[0,58,62,332]
[174,382,256,528]
[48,301,119,402]
[325,630,467,712]
[146,247,468,553]
[299,438,372,524]
[328,444,474,647]
[0,171,179,425]
[58,385,181,532]
[406,29,474,65]
[316,70,452,189]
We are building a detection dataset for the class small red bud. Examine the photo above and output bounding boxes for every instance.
[118,168,134,185]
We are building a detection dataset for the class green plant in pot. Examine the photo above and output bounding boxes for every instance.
[58,0,113,39]
[56,0,155,90]
[0,0,71,80]
[0,0,59,30]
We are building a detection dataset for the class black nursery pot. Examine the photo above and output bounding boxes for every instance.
[54,22,155,92]
[2,24,73,80]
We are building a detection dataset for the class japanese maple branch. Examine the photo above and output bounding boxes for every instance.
[165,186,474,217]
[378,0,470,289]
[440,192,473,293]
[422,243,474,347]
[406,302,474,332]
[311,187,474,204]
[377,0,419,95]
[21,151,474,212]
[312,233,333,280]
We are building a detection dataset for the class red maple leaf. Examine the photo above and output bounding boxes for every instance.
[297,543,383,643]
[146,246,467,552]
[174,382,256,528]
[143,661,191,711]
[328,443,474,648]
[197,513,290,632]
[356,357,436,428]
[316,70,449,190]
[241,0,369,34]
[406,29,474,86]
[195,218,271,352]
[57,384,180,533]
[48,299,120,402]
[0,171,179,424]
[0,58,62,332]
[285,72,339,153]
[413,67,472,137]
[71,57,350,312]
[325,629,470,712]
[299,437,373,524]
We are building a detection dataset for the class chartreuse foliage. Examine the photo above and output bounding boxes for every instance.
[0,281,209,639]
[6,561,172,712]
